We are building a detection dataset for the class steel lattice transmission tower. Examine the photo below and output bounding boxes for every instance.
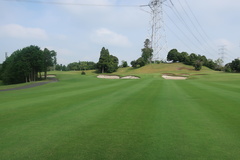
[146,0,169,62]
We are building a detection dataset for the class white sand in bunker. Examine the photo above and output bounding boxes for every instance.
[47,75,56,78]
[121,76,140,79]
[162,74,188,80]
[97,75,140,79]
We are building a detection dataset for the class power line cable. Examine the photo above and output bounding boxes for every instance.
[1,0,142,7]
[164,10,207,54]
[177,0,206,42]
[182,0,219,54]
[177,0,217,56]
[184,0,213,42]
[165,23,194,53]
[169,2,218,58]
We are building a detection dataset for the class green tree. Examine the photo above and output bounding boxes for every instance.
[68,62,80,71]
[136,57,145,67]
[20,45,43,81]
[224,63,232,72]
[62,65,68,71]
[167,49,179,62]
[230,59,240,72]
[0,64,2,80]
[144,38,151,48]
[193,60,203,71]
[79,61,96,70]
[131,60,137,68]
[1,45,57,84]
[55,64,62,71]
[121,60,128,68]
[42,48,57,79]
[97,47,110,73]
[178,52,189,63]
[205,59,216,70]
[188,53,198,65]
[107,55,119,73]
[97,47,118,73]
[141,39,153,64]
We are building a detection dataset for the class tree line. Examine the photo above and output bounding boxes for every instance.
[0,45,56,84]
[167,49,221,71]
[167,49,240,72]
[56,61,97,71]
[55,47,120,73]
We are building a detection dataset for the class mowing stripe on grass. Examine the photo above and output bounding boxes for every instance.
[0,73,240,160]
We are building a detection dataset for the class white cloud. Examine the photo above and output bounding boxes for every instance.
[0,24,48,40]
[215,39,235,49]
[91,28,131,47]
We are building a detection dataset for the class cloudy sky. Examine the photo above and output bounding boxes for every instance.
[0,0,239,65]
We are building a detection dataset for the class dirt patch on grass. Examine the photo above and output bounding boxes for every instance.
[178,67,193,71]
[97,75,140,79]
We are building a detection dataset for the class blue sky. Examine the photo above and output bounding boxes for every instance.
[0,0,240,65]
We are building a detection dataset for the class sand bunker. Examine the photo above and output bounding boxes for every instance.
[47,75,56,78]
[97,75,140,79]
[162,74,188,80]
[97,75,120,79]
[121,76,140,79]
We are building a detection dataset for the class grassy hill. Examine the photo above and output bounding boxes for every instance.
[116,63,201,75]
[0,63,240,159]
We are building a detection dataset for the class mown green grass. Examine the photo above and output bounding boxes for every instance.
[0,64,240,159]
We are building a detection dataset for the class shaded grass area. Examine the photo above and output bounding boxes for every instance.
[0,66,240,159]
[0,78,53,90]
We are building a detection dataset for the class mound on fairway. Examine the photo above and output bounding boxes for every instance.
[114,63,215,77]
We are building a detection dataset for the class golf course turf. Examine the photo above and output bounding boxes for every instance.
[0,63,240,159]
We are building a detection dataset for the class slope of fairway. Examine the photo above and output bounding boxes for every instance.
[114,63,218,79]
[0,69,240,159]
[115,63,212,74]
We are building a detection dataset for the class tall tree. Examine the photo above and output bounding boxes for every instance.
[97,47,110,73]
[42,48,57,79]
[97,47,118,73]
[141,39,153,64]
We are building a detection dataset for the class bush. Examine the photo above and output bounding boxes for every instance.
[194,60,203,71]
[81,71,86,75]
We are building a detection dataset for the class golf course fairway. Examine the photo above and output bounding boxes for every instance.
[0,64,240,160]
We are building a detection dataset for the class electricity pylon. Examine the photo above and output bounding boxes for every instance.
[142,0,171,62]
[219,45,226,64]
